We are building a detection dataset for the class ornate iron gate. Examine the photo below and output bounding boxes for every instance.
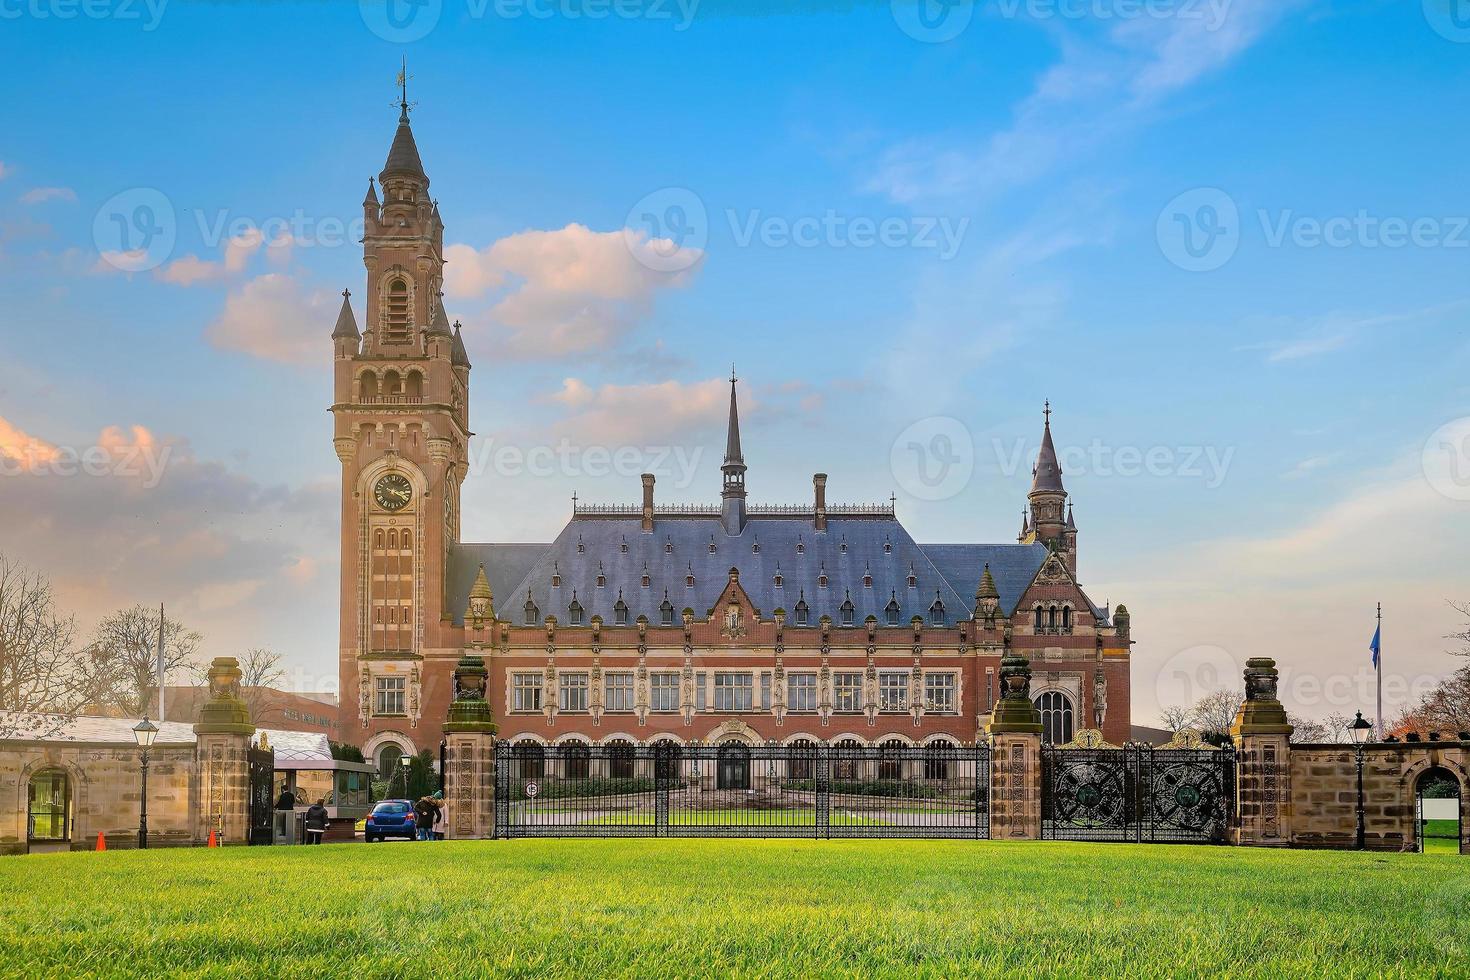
[1042,743,1233,843]
[495,741,990,839]
[246,745,275,846]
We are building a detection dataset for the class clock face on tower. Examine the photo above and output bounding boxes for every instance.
[374,473,413,512]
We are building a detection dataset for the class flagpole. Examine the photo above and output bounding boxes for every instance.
[156,603,166,722]
[1375,601,1382,740]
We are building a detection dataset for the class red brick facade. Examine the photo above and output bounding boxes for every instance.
[333,105,1133,772]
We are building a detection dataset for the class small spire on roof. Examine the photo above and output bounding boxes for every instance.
[331,289,360,341]
[363,178,379,206]
[469,563,493,601]
[450,321,471,368]
[975,563,999,601]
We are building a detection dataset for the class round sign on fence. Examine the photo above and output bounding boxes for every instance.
[525,782,539,799]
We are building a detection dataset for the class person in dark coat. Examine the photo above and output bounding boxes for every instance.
[275,787,296,811]
[304,798,329,845]
[414,796,439,841]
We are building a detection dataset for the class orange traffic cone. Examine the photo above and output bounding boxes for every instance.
[207,829,218,848]
[96,832,106,851]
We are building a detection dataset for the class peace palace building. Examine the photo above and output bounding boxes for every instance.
[332,103,1134,774]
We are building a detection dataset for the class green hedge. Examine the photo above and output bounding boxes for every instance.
[781,779,939,799]
[513,777,671,801]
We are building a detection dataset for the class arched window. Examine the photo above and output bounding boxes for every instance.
[568,599,584,626]
[375,742,404,777]
[401,530,411,550]
[924,740,955,781]
[833,738,862,781]
[929,598,946,626]
[524,598,539,626]
[405,370,423,398]
[788,739,817,781]
[773,572,783,589]
[359,370,379,399]
[1048,605,1058,628]
[878,739,906,781]
[383,369,402,396]
[1034,605,1044,630]
[1061,606,1073,629]
[653,739,682,781]
[387,529,398,549]
[660,599,674,626]
[515,740,545,780]
[27,768,70,844]
[383,277,411,343]
[374,528,384,549]
[607,739,635,780]
[614,598,628,626]
[561,741,590,781]
[840,598,855,626]
[1035,691,1075,746]
[885,597,901,626]
[818,568,828,588]
[795,599,809,626]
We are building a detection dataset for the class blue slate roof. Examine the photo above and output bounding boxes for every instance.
[446,516,1074,628]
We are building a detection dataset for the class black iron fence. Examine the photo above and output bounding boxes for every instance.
[495,741,990,839]
[1042,743,1234,844]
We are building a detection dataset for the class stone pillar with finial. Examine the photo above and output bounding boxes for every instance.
[987,652,1044,840]
[443,653,499,839]
[192,657,256,845]
[1230,657,1294,846]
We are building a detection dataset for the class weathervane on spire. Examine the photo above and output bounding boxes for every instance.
[1043,399,1051,426]
[395,56,416,115]
[730,363,738,385]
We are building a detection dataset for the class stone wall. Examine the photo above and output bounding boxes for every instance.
[0,742,198,854]
[1289,743,1469,853]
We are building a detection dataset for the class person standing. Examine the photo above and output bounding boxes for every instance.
[431,791,446,841]
[304,798,329,845]
[413,796,437,841]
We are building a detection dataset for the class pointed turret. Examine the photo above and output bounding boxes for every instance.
[975,563,999,603]
[332,289,360,359]
[381,104,428,184]
[363,178,379,208]
[467,563,495,624]
[451,321,471,368]
[720,368,747,535]
[1017,509,1030,543]
[1030,399,1065,494]
[429,292,452,337]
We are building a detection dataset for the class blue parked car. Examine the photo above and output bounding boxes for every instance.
[363,800,417,842]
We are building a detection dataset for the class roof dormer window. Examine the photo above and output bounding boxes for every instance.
[660,598,674,626]
[840,596,855,626]
[614,596,628,626]
[795,598,809,626]
[885,596,900,626]
[524,598,539,626]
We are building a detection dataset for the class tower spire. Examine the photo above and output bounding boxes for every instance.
[720,369,747,534]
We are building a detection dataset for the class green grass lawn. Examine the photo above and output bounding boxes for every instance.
[1,840,1466,977]
[1422,819,1461,854]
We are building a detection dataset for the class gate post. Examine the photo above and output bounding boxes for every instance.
[987,652,1043,841]
[1230,658,1294,847]
[193,657,256,846]
[443,653,499,840]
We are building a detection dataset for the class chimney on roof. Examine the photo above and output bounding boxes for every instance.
[813,473,828,532]
[641,473,655,533]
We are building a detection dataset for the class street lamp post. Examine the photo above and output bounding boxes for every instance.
[398,753,413,798]
[132,717,159,849]
[1349,710,1373,851]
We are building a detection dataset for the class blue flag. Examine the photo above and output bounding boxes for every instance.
[1369,623,1381,668]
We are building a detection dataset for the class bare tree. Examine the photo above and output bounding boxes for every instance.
[1159,704,1193,734]
[0,554,84,737]
[1190,689,1244,739]
[1288,714,1329,743]
[89,605,202,717]
[1449,601,1470,659]
[1414,665,1470,734]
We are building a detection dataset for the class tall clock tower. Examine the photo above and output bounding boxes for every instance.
[331,94,471,745]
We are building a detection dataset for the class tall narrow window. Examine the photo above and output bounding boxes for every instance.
[384,277,411,343]
[559,673,589,712]
[885,597,900,626]
[660,599,674,626]
[1035,691,1075,745]
[614,598,628,626]
[795,599,809,626]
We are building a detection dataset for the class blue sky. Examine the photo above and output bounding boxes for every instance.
[2,0,1468,725]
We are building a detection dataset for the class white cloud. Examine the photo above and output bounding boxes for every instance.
[19,186,76,205]
[867,1,1301,204]
[0,161,13,181]
[546,376,735,445]
[156,228,267,286]
[1108,459,1470,727]
[445,223,702,360]
[204,272,336,364]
